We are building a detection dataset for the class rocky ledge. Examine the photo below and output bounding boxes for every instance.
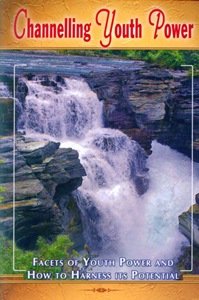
[179,194,199,248]
[0,135,86,249]
[178,194,199,273]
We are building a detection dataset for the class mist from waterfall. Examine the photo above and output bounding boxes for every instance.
[0,82,10,97]
[19,76,199,276]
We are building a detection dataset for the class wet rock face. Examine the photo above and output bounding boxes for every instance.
[16,79,28,108]
[84,67,199,161]
[17,140,60,164]
[75,193,103,252]
[0,98,13,136]
[158,76,199,161]
[179,198,199,248]
[176,194,199,273]
[0,135,86,250]
[124,68,173,128]
[15,60,198,161]
[196,193,199,205]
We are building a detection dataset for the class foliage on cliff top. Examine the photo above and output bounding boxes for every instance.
[57,50,199,70]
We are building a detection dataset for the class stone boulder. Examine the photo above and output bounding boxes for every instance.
[179,200,199,248]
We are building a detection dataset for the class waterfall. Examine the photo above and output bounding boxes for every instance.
[66,128,148,253]
[19,75,149,250]
[0,82,10,97]
[18,75,199,276]
[21,77,102,138]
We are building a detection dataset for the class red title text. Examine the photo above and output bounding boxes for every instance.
[13,8,194,48]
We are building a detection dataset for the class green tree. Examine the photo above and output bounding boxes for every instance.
[56,50,199,70]
[0,235,78,276]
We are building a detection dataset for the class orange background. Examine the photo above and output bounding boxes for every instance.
[1,0,199,299]
[0,0,199,49]
[1,276,199,300]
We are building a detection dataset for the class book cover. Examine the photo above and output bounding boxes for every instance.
[0,0,199,299]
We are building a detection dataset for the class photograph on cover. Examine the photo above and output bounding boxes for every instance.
[0,50,199,280]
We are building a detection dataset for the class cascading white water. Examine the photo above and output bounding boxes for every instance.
[20,76,148,252]
[0,82,10,97]
[23,77,102,138]
[65,128,148,253]
[19,76,199,277]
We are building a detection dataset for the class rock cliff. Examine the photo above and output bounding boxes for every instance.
[0,135,86,250]
[13,61,199,161]
[179,199,199,248]
[84,67,199,160]
[1,52,198,161]
[1,53,199,260]
[178,195,199,273]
